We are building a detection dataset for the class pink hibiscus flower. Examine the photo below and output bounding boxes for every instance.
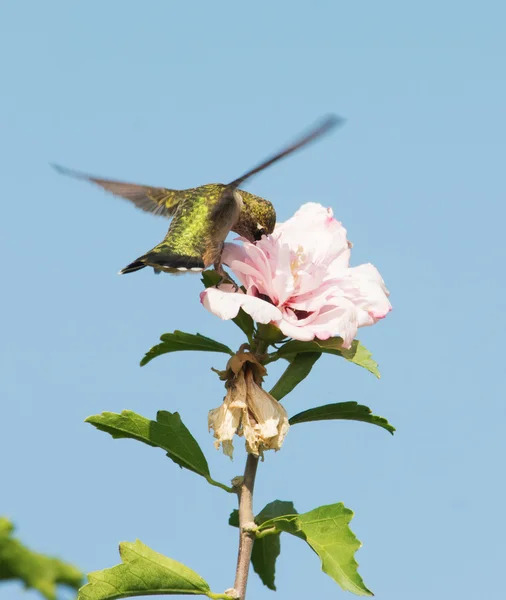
[200,203,391,348]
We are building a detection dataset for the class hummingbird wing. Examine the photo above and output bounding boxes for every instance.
[51,164,184,217]
[226,114,345,190]
[205,114,344,242]
[171,114,344,250]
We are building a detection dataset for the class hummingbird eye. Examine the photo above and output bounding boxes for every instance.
[254,225,266,241]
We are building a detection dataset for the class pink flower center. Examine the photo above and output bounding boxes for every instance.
[292,309,312,320]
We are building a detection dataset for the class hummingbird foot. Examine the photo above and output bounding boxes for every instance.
[214,261,239,291]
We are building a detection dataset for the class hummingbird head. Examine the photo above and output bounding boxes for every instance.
[234,190,276,243]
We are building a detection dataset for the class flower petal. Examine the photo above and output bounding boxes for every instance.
[243,370,289,456]
[203,203,390,342]
[200,287,282,323]
[208,373,248,459]
[277,298,358,348]
[274,203,350,267]
[345,263,392,326]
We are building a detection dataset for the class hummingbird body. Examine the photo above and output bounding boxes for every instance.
[122,184,276,274]
[122,184,239,273]
[53,115,341,277]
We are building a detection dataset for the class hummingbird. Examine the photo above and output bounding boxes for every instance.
[53,115,343,279]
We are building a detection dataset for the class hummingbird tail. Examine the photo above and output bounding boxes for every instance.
[119,252,205,275]
[119,260,147,274]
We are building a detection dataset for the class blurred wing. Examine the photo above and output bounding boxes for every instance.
[227,114,344,190]
[52,164,184,217]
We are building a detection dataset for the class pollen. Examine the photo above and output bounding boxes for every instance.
[290,245,306,278]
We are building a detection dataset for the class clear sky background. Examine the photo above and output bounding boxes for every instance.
[1,2,505,599]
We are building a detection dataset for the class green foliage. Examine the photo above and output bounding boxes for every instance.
[140,331,233,367]
[80,269,387,598]
[230,309,255,341]
[229,501,297,591]
[269,352,321,400]
[257,503,373,596]
[0,517,83,600]
[269,337,380,378]
[86,410,233,492]
[201,270,222,288]
[289,401,395,434]
[78,540,232,600]
[255,323,286,345]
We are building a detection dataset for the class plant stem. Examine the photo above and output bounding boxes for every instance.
[233,453,259,600]
[205,475,235,494]
[231,336,267,598]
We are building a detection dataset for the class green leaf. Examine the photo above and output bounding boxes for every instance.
[141,331,233,367]
[250,501,297,591]
[231,309,255,341]
[251,534,280,591]
[257,503,373,596]
[255,500,298,524]
[289,401,395,434]
[274,338,380,378]
[201,270,254,341]
[229,501,297,591]
[201,270,222,288]
[78,540,232,600]
[86,410,232,493]
[269,353,321,400]
[0,517,83,600]
[255,323,287,345]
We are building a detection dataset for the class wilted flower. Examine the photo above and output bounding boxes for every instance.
[208,351,289,459]
[201,203,391,348]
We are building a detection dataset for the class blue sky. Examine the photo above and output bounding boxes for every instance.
[1,2,505,599]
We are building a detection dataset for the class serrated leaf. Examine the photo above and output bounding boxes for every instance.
[269,353,321,400]
[257,503,373,596]
[229,501,297,591]
[289,401,395,434]
[78,540,231,600]
[201,270,254,340]
[85,410,232,492]
[0,517,83,600]
[275,338,380,378]
[141,331,233,366]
